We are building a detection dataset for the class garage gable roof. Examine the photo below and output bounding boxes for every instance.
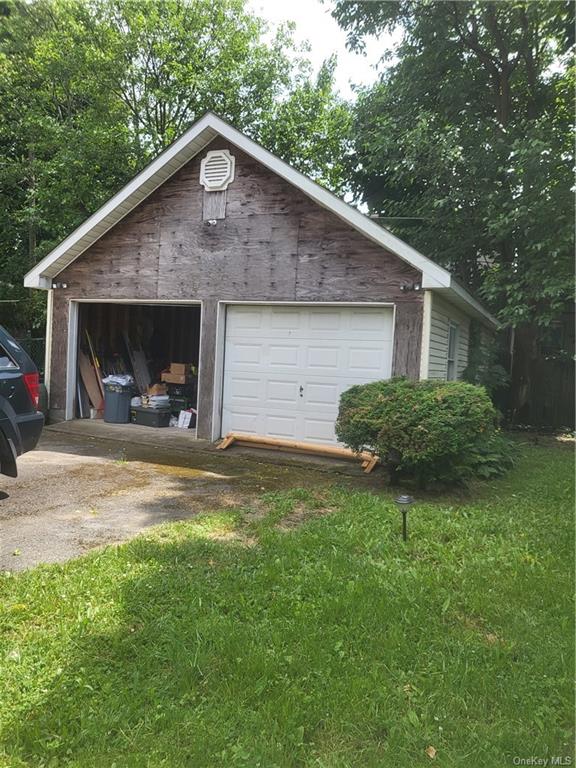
[23,112,496,325]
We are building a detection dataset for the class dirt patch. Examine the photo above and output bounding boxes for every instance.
[456,613,504,645]
[276,502,336,531]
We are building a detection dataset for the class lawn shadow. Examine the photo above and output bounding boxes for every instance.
[2,522,352,767]
[2,443,574,767]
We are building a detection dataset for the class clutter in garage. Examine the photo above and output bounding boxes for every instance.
[77,303,199,430]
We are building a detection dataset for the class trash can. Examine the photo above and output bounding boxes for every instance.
[104,382,132,424]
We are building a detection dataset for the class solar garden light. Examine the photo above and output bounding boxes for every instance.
[395,495,415,542]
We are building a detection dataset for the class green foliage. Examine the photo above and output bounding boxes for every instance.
[336,378,511,486]
[0,0,352,332]
[258,57,353,193]
[0,444,573,765]
[463,321,510,397]
[464,431,516,479]
[332,1,575,331]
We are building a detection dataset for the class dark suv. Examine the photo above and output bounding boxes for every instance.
[0,326,44,477]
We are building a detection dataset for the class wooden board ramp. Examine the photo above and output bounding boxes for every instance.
[217,433,380,474]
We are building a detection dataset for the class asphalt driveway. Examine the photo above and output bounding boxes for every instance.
[0,424,379,571]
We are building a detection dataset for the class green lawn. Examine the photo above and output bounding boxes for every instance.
[0,443,573,767]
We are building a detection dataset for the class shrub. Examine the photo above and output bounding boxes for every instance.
[336,378,513,486]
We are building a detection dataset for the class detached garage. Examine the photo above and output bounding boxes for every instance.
[24,112,496,443]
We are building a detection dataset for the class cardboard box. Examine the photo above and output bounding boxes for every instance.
[148,382,168,396]
[161,372,188,385]
[170,363,187,375]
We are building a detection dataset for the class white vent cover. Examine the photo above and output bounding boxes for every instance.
[200,149,235,191]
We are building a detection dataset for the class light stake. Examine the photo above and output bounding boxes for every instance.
[395,495,415,542]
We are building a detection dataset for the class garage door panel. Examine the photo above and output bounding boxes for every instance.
[223,410,260,434]
[226,330,392,343]
[306,346,341,370]
[266,379,299,405]
[309,311,342,331]
[349,309,393,333]
[303,417,338,443]
[265,414,298,438]
[229,308,264,330]
[305,382,339,406]
[225,376,262,402]
[270,308,303,330]
[222,305,394,444]
[269,345,300,367]
[230,343,262,365]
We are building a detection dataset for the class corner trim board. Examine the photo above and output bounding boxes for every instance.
[419,290,432,379]
[65,301,79,420]
[44,289,54,396]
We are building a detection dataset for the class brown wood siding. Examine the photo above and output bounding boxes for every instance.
[50,138,424,437]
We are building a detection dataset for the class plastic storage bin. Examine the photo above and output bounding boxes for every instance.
[104,383,132,424]
[130,406,171,428]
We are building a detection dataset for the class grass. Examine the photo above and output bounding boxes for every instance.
[0,443,573,767]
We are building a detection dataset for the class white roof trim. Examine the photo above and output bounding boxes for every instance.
[442,280,498,327]
[23,112,495,324]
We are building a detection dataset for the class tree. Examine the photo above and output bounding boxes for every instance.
[258,57,352,192]
[332,0,574,328]
[0,0,352,331]
[332,0,574,423]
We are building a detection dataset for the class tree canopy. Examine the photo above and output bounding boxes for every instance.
[0,0,352,331]
[332,0,574,331]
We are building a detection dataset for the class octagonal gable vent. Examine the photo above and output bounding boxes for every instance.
[200,149,235,191]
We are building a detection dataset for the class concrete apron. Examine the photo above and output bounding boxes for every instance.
[45,419,372,476]
[0,423,384,571]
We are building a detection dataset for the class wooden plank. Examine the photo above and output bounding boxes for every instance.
[363,455,379,474]
[217,432,380,471]
[78,351,104,410]
[202,190,227,220]
[132,351,151,392]
[123,331,150,393]
[77,378,89,418]
[217,434,235,450]
[85,329,105,400]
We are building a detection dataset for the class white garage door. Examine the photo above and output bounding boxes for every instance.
[221,305,394,444]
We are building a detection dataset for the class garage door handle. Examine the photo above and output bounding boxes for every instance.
[299,385,304,397]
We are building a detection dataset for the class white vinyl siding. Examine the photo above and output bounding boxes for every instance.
[426,294,471,380]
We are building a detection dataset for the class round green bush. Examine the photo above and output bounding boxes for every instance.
[336,378,507,486]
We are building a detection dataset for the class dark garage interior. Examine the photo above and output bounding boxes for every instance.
[76,302,201,426]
